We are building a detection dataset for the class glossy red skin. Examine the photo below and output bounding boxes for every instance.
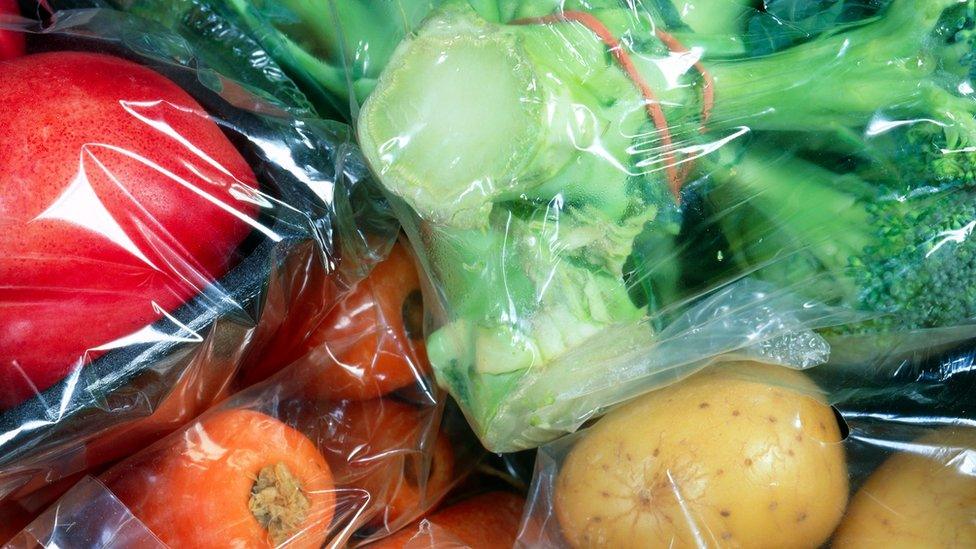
[0,0,24,61]
[0,52,258,407]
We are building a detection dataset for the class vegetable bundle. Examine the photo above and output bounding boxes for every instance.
[129,0,975,451]
[325,0,976,450]
[3,1,976,547]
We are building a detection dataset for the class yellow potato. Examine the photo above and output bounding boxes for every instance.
[555,361,848,549]
[832,428,976,548]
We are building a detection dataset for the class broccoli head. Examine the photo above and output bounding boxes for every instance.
[708,142,976,335]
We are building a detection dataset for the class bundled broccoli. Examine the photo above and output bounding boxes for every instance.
[353,0,976,449]
[113,0,975,448]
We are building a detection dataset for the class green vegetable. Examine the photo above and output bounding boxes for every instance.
[743,0,890,54]
[357,0,976,449]
[708,142,976,334]
[215,0,445,116]
[702,0,974,131]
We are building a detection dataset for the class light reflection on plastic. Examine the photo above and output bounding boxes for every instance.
[86,142,281,241]
[651,46,705,91]
[853,435,976,472]
[632,126,750,172]
[119,100,238,180]
[118,100,281,240]
[865,116,945,137]
[34,153,160,270]
[248,134,335,206]
[54,359,85,421]
[183,421,228,464]
[927,221,975,257]
[90,302,204,351]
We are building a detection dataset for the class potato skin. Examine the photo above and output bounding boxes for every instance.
[555,361,848,549]
[832,429,976,549]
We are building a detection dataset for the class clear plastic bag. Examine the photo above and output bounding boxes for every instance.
[4,476,167,549]
[190,0,976,450]
[4,342,477,547]
[0,3,399,524]
[367,491,525,549]
[517,357,976,548]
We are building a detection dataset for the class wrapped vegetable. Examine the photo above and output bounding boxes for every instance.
[0,4,397,516]
[104,0,846,453]
[201,0,976,450]
[520,349,976,548]
[239,242,430,400]
[5,228,476,546]
[8,372,475,547]
[105,409,337,547]
[367,491,525,548]
[534,362,849,548]
[97,0,976,451]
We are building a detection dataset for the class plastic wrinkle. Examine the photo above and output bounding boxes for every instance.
[4,476,165,549]
[511,12,683,199]
[0,9,406,544]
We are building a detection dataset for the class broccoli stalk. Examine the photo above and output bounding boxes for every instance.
[672,0,759,36]
[215,0,444,115]
[708,144,976,334]
[704,0,971,131]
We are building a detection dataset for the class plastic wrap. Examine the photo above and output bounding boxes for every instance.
[5,337,477,548]
[517,356,976,548]
[3,238,479,546]
[366,491,525,548]
[183,0,976,451]
[0,3,400,525]
[9,1,976,546]
[3,233,483,546]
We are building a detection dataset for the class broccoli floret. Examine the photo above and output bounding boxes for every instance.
[708,145,976,334]
[849,117,976,197]
[856,194,976,331]
[418,201,658,448]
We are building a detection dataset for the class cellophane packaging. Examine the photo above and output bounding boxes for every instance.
[0,0,413,536]
[168,0,976,451]
[4,230,482,546]
[516,351,976,547]
[5,352,479,547]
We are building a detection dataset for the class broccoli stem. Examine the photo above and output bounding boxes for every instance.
[357,0,976,447]
[704,139,905,316]
[222,0,443,110]
[705,0,960,131]
[359,4,652,228]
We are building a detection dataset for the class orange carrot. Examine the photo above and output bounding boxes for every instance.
[105,409,336,548]
[310,399,455,533]
[303,243,428,401]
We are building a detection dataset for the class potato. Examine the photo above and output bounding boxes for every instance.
[555,361,848,548]
[832,428,976,548]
